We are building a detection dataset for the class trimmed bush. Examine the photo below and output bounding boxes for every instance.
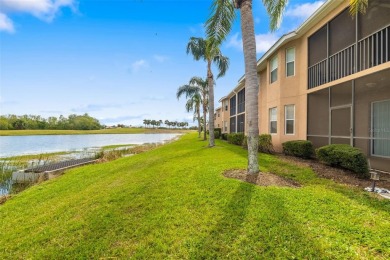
[242,134,274,153]
[282,140,314,159]
[214,130,220,139]
[227,133,245,146]
[221,133,228,140]
[316,144,369,178]
[259,134,274,154]
[214,128,222,137]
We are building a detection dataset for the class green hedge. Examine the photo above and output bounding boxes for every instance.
[221,133,228,140]
[242,134,274,154]
[316,144,369,178]
[282,140,314,159]
[258,134,274,154]
[214,130,220,139]
[227,133,245,145]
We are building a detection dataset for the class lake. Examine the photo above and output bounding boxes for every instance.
[0,133,180,158]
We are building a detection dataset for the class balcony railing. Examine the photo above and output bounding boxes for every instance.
[308,25,389,89]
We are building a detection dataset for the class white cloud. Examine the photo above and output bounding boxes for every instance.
[226,33,242,50]
[0,13,14,33]
[153,55,169,63]
[285,1,325,20]
[255,33,279,53]
[226,32,279,54]
[0,0,76,33]
[131,59,149,73]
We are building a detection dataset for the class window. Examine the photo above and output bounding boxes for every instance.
[286,48,295,77]
[230,117,236,133]
[237,114,245,133]
[237,88,245,113]
[224,121,228,132]
[372,100,390,157]
[285,105,295,134]
[270,56,278,83]
[269,107,277,134]
[230,96,236,116]
[224,100,229,111]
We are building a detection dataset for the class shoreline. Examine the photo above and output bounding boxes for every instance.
[0,128,193,136]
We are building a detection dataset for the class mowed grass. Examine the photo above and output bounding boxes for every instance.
[0,128,190,136]
[0,133,389,259]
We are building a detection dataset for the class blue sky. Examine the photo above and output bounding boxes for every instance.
[0,0,324,126]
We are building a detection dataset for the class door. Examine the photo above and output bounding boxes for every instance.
[331,106,352,145]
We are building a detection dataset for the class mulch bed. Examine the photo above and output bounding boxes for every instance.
[278,154,390,190]
[224,169,300,188]
[223,154,390,190]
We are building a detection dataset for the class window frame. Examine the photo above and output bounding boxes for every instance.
[371,99,390,158]
[286,47,295,77]
[284,104,295,135]
[270,56,278,84]
[269,107,277,134]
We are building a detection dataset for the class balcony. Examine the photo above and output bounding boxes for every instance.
[308,25,389,89]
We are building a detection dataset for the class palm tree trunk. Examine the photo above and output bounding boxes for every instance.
[240,0,259,174]
[203,106,207,141]
[197,105,201,138]
[207,61,215,147]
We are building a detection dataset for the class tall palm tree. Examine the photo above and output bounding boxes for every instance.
[177,76,209,140]
[206,0,288,174]
[206,0,369,174]
[187,37,229,147]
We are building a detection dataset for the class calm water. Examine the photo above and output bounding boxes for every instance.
[0,134,180,158]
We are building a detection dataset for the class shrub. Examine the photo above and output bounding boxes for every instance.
[221,133,228,140]
[282,140,314,159]
[316,144,369,178]
[214,128,222,137]
[242,134,274,153]
[259,134,274,154]
[227,133,245,145]
[214,130,220,139]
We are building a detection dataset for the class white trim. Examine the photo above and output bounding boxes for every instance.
[286,47,296,77]
[371,99,390,158]
[269,107,278,134]
[270,56,278,84]
[284,104,295,135]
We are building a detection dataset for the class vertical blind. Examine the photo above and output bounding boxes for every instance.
[372,100,390,157]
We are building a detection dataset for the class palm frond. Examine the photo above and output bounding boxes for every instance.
[205,0,236,44]
[176,85,200,100]
[262,0,288,31]
[349,0,368,16]
[213,52,230,78]
[189,76,208,88]
[186,37,207,61]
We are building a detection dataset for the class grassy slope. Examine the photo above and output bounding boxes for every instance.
[0,128,189,136]
[0,133,389,259]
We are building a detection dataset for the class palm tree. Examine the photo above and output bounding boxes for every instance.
[177,76,209,140]
[187,37,229,147]
[206,0,288,174]
[206,0,369,174]
[185,94,202,137]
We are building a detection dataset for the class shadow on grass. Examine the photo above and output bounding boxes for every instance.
[189,182,324,258]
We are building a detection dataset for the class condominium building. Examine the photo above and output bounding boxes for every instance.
[218,0,390,172]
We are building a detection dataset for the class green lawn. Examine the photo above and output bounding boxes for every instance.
[0,128,190,136]
[1,133,389,259]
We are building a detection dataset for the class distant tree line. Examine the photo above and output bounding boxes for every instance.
[143,119,189,129]
[0,114,102,130]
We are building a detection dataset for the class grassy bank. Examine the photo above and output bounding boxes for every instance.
[0,128,190,136]
[0,133,389,258]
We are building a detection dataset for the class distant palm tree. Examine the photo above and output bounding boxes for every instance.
[177,76,209,140]
[185,94,202,137]
[187,37,229,147]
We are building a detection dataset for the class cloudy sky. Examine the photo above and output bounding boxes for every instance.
[0,0,324,126]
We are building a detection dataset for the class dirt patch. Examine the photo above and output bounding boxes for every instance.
[278,154,390,190]
[0,195,10,205]
[224,169,300,188]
